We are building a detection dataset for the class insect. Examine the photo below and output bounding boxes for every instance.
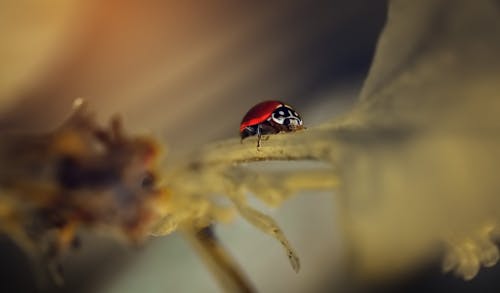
[239,100,304,147]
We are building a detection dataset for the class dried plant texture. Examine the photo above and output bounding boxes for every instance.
[183,225,257,293]
[152,129,340,273]
[0,102,165,282]
[0,0,499,290]
[153,0,500,283]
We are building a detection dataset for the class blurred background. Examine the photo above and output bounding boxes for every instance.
[1,0,500,292]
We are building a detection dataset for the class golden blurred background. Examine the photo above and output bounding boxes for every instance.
[3,0,500,292]
[0,1,385,292]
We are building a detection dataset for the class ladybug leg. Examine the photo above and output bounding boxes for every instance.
[256,124,262,148]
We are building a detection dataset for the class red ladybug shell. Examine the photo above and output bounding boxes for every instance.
[239,100,283,133]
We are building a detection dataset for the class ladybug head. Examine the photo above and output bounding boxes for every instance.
[270,105,303,130]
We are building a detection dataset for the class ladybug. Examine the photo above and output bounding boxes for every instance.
[239,100,304,147]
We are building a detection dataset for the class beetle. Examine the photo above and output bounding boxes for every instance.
[239,100,304,147]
